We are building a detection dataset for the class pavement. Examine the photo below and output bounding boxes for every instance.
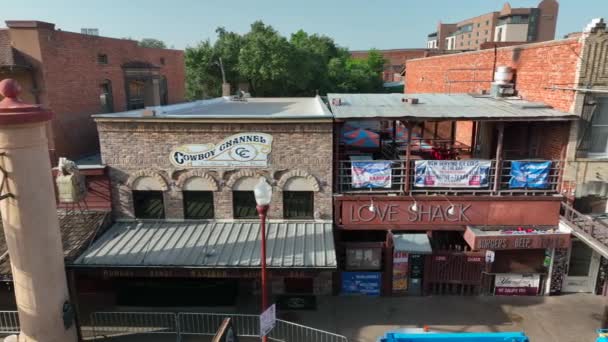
[83,293,606,342]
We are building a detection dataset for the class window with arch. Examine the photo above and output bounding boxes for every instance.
[282,176,316,219]
[231,176,259,219]
[182,176,216,219]
[131,175,166,219]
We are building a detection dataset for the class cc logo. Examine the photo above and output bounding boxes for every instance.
[231,144,256,161]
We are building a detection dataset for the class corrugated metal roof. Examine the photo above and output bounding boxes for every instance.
[393,234,433,254]
[327,93,577,121]
[72,220,337,269]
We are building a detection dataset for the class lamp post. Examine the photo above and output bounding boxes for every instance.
[254,177,272,342]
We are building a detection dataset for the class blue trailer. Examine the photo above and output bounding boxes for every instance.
[379,331,530,342]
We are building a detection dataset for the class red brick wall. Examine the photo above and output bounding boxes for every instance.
[405,39,581,112]
[36,29,185,159]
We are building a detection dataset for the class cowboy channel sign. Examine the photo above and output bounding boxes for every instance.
[170,133,273,167]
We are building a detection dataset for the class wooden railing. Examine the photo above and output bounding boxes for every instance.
[336,159,563,196]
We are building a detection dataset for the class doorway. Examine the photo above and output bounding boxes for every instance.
[563,239,600,293]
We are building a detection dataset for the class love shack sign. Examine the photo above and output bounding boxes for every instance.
[170,133,273,167]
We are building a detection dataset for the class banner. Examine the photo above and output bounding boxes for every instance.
[341,272,381,296]
[392,251,409,293]
[351,161,392,188]
[509,161,551,189]
[494,273,540,296]
[414,160,491,188]
[170,133,273,167]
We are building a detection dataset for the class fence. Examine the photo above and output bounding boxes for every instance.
[89,311,348,342]
[561,202,608,249]
[0,311,19,335]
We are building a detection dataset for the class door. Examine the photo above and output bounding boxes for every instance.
[563,239,601,293]
[407,254,424,296]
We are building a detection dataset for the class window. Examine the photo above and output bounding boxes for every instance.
[100,80,114,113]
[477,23,480,28]
[283,192,314,219]
[477,32,480,37]
[127,79,146,110]
[160,57,165,65]
[133,191,165,219]
[486,20,490,26]
[468,33,471,38]
[97,54,108,64]
[460,42,464,47]
[590,97,608,155]
[485,30,489,35]
[183,191,214,219]
[233,191,258,219]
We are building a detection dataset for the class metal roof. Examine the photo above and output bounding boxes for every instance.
[327,93,577,121]
[393,234,433,254]
[93,96,332,120]
[72,220,337,269]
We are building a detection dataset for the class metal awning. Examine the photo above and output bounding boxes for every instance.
[328,93,578,121]
[72,220,337,269]
[393,234,432,254]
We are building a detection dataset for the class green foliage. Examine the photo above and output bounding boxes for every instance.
[185,21,386,99]
[139,38,167,49]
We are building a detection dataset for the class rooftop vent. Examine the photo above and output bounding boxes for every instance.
[331,98,342,106]
[81,28,99,36]
[490,66,516,98]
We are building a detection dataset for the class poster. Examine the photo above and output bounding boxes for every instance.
[351,161,392,188]
[414,160,491,188]
[392,251,409,292]
[341,272,381,296]
[509,161,551,189]
[494,274,540,296]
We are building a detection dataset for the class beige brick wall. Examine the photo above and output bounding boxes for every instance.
[97,120,333,220]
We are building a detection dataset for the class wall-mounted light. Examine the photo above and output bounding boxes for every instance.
[368,197,375,213]
[410,195,418,212]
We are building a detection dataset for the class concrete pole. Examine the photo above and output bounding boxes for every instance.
[0,79,77,342]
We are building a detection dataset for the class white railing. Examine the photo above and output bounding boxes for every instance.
[88,311,348,342]
[0,311,19,335]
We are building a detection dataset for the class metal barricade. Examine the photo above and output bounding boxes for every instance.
[0,311,19,335]
[178,312,260,338]
[90,311,178,339]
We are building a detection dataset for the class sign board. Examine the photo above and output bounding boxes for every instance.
[509,161,551,189]
[346,248,382,270]
[341,272,381,296]
[485,250,495,263]
[464,227,571,250]
[170,133,273,168]
[414,160,491,188]
[494,274,540,296]
[392,251,409,292]
[351,161,392,188]
[260,304,276,337]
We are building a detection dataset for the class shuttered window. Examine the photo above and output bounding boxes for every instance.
[283,192,314,219]
[133,191,165,219]
[233,191,258,219]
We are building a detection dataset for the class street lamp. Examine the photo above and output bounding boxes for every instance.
[254,177,272,342]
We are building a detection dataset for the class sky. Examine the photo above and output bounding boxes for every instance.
[1,0,607,50]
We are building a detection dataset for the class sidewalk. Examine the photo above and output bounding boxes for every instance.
[286,293,607,342]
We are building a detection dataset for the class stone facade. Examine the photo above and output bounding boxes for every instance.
[96,120,333,220]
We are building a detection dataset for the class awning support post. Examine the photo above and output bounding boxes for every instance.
[493,123,505,194]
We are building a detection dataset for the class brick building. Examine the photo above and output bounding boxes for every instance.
[68,96,337,310]
[0,20,185,161]
[406,18,608,295]
[427,0,559,51]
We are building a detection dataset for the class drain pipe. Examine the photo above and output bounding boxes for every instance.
[0,79,77,342]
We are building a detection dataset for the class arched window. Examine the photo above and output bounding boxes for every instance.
[182,176,217,219]
[282,177,316,219]
[131,176,165,219]
[232,176,259,219]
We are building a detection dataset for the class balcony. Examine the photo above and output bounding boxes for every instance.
[335,118,568,197]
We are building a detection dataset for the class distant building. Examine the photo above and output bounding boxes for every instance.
[427,0,559,51]
[350,49,460,84]
[0,20,185,161]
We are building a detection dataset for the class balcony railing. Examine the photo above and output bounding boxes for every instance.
[560,202,608,249]
[337,159,563,196]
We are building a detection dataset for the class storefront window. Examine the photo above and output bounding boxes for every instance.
[183,191,214,219]
[283,191,314,219]
[346,248,382,270]
[233,191,258,219]
[133,190,165,219]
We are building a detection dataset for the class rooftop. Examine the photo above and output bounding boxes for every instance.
[93,96,332,121]
[0,211,110,280]
[72,220,337,269]
[327,93,578,121]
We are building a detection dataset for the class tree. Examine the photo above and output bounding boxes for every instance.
[184,21,386,99]
[139,38,167,49]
